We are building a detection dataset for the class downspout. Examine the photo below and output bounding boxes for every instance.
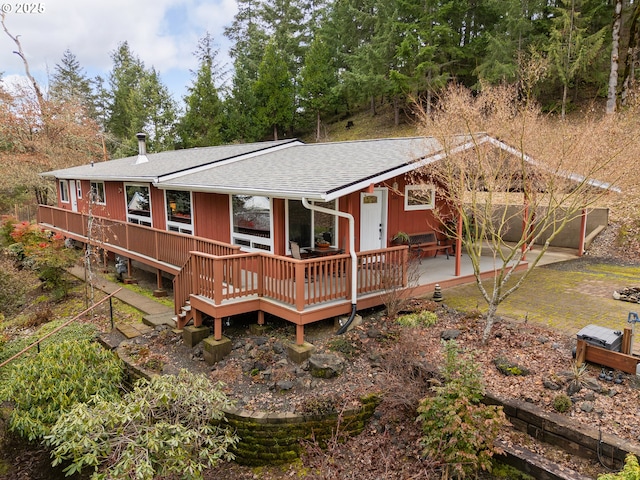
[301,198,357,334]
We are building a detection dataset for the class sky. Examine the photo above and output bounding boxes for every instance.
[0,0,238,102]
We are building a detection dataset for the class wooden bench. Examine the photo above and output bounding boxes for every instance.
[408,231,451,261]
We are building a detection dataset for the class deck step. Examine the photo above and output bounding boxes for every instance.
[181,305,192,313]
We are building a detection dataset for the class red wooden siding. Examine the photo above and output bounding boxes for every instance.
[193,192,230,242]
[150,185,166,231]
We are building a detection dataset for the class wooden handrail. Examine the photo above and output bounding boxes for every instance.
[0,288,122,370]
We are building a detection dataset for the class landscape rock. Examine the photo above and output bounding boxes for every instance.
[309,353,344,378]
[440,329,461,341]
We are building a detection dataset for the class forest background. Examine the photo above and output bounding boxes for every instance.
[1,0,639,213]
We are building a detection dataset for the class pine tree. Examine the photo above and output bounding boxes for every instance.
[299,34,338,141]
[178,33,225,148]
[49,49,97,119]
[253,40,294,140]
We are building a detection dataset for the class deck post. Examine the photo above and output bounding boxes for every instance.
[213,257,224,304]
[257,310,265,326]
[193,309,203,328]
[295,262,305,311]
[126,258,132,278]
[296,324,304,346]
[214,317,222,340]
[578,208,587,257]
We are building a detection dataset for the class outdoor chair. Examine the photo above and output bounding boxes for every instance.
[290,241,310,260]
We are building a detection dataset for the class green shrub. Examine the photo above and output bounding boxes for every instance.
[0,321,98,380]
[598,454,640,479]
[396,310,438,328]
[417,341,508,479]
[46,370,239,479]
[0,254,29,315]
[552,394,572,413]
[0,339,122,441]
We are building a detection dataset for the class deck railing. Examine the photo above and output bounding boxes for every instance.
[173,246,408,315]
[38,205,241,271]
[38,205,409,317]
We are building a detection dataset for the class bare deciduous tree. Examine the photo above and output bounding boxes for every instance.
[0,14,102,205]
[415,84,640,343]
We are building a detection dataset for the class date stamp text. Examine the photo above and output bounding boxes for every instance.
[1,3,45,13]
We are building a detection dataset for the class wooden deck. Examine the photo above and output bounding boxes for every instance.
[38,205,534,344]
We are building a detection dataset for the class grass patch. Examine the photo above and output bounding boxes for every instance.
[396,310,438,327]
[119,280,174,309]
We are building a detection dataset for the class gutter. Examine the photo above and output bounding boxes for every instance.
[301,198,358,334]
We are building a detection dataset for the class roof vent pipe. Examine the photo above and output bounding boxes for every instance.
[135,132,148,164]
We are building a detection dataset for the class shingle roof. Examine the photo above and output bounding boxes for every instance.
[42,139,300,182]
[160,137,448,200]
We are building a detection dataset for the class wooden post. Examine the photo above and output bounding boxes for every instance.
[621,327,632,355]
[455,215,462,277]
[193,309,203,328]
[578,209,587,257]
[214,317,222,341]
[575,339,587,366]
[296,324,304,346]
[257,310,265,326]
[156,269,163,290]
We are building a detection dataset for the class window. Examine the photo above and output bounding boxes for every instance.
[59,180,69,203]
[166,190,193,235]
[287,199,338,250]
[231,195,272,251]
[125,184,152,227]
[404,184,435,211]
[89,181,106,205]
[76,181,82,199]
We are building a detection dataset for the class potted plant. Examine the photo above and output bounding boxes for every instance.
[391,231,410,245]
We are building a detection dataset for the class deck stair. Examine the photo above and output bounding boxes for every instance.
[174,302,193,329]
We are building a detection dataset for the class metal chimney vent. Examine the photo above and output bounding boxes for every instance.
[135,132,148,164]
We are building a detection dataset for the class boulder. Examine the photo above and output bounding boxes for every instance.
[309,353,344,379]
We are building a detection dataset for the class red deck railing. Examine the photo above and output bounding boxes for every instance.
[173,247,408,315]
[38,205,241,271]
[38,205,409,317]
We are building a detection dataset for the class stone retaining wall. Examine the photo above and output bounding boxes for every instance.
[485,392,640,470]
[225,394,381,466]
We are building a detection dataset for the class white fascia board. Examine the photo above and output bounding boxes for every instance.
[155,183,327,201]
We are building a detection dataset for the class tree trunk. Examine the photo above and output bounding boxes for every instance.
[621,2,640,105]
[273,124,278,141]
[606,0,623,114]
[315,110,321,142]
[393,96,400,126]
[482,302,499,344]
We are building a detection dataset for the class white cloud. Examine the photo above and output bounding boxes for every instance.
[0,0,238,99]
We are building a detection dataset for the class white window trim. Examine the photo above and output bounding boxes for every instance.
[89,181,106,205]
[230,195,274,253]
[404,184,435,211]
[60,180,70,204]
[76,180,82,199]
[164,190,193,235]
[124,183,153,227]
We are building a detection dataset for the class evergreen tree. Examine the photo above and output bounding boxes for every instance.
[253,40,295,140]
[178,33,225,148]
[106,42,147,157]
[49,49,97,118]
[141,67,178,152]
[105,42,176,157]
[299,34,338,141]
[544,0,608,117]
[224,0,268,142]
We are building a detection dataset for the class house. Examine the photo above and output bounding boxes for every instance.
[38,133,597,356]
